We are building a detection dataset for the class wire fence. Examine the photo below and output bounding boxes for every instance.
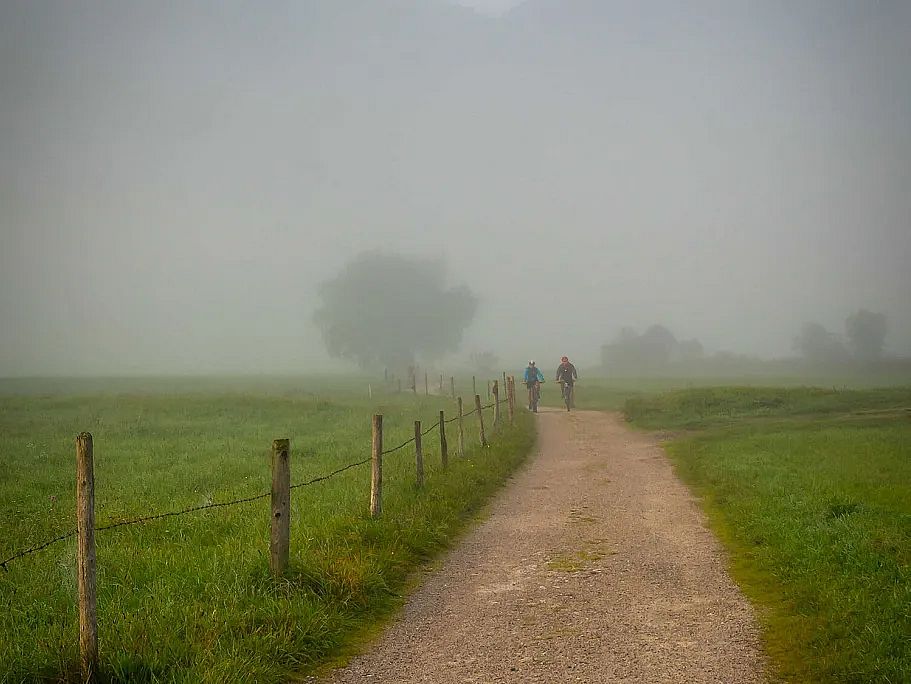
[374,401,495,455]
[0,395,506,572]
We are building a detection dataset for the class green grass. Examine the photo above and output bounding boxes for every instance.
[0,377,533,683]
[539,373,911,413]
[626,385,911,430]
[625,386,911,682]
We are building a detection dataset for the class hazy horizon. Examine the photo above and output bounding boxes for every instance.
[2,1,909,376]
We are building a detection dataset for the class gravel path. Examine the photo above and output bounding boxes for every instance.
[322,409,766,683]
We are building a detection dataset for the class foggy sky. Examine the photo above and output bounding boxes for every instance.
[2,0,909,376]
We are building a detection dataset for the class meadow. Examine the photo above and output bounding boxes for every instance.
[0,376,534,683]
[624,385,911,682]
[6,374,908,682]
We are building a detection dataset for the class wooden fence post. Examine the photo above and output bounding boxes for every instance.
[439,410,448,469]
[487,380,491,400]
[76,432,98,684]
[493,380,500,426]
[450,376,455,398]
[475,394,488,447]
[371,415,383,517]
[368,383,373,399]
[414,421,424,487]
[513,377,518,416]
[439,373,444,394]
[457,397,465,458]
[504,377,510,422]
[424,371,428,396]
[472,376,477,397]
[270,439,291,576]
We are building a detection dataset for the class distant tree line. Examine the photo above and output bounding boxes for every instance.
[793,309,888,364]
[601,309,892,376]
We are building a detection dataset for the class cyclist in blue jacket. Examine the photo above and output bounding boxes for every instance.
[523,360,545,412]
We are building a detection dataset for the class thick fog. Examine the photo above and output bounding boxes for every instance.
[2,0,909,376]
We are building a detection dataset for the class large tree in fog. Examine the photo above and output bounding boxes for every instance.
[314,253,477,369]
[845,309,887,361]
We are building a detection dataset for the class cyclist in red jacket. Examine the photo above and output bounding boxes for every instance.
[555,356,578,409]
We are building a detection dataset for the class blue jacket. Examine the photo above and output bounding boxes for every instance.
[523,366,545,384]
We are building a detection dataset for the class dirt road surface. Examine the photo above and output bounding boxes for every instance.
[322,409,766,683]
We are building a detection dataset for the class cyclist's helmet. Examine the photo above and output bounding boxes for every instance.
[529,360,535,365]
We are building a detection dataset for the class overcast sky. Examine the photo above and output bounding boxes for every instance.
[1,0,909,375]
[457,0,526,16]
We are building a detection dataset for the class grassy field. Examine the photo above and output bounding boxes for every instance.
[538,370,911,412]
[624,386,911,682]
[0,376,533,683]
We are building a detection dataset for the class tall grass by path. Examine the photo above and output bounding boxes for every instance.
[0,382,534,683]
[625,386,911,683]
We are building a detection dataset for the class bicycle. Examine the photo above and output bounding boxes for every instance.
[558,380,575,411]
[526,381,542,413]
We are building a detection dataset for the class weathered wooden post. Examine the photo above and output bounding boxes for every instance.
[472,375,477,397]
[456,396,465,458]
[270,438,291,576]
[368,383,373,399]
[439,373,444,394]
[414,421,424,487]
[76,432,97,684]
[475,394,488,447]
[504,377,511,422]
[424,371,428,396]
[371,415,383,517]
[450,376,455,398]
[493,380,500,426]
[439,410,448,468]
[487,380,491,400]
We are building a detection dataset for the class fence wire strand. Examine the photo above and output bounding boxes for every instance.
[443,398,501,424]
[380,435,416,455]
[290,458,371,490]
[1,530,78,571]
[381,414,450,454]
